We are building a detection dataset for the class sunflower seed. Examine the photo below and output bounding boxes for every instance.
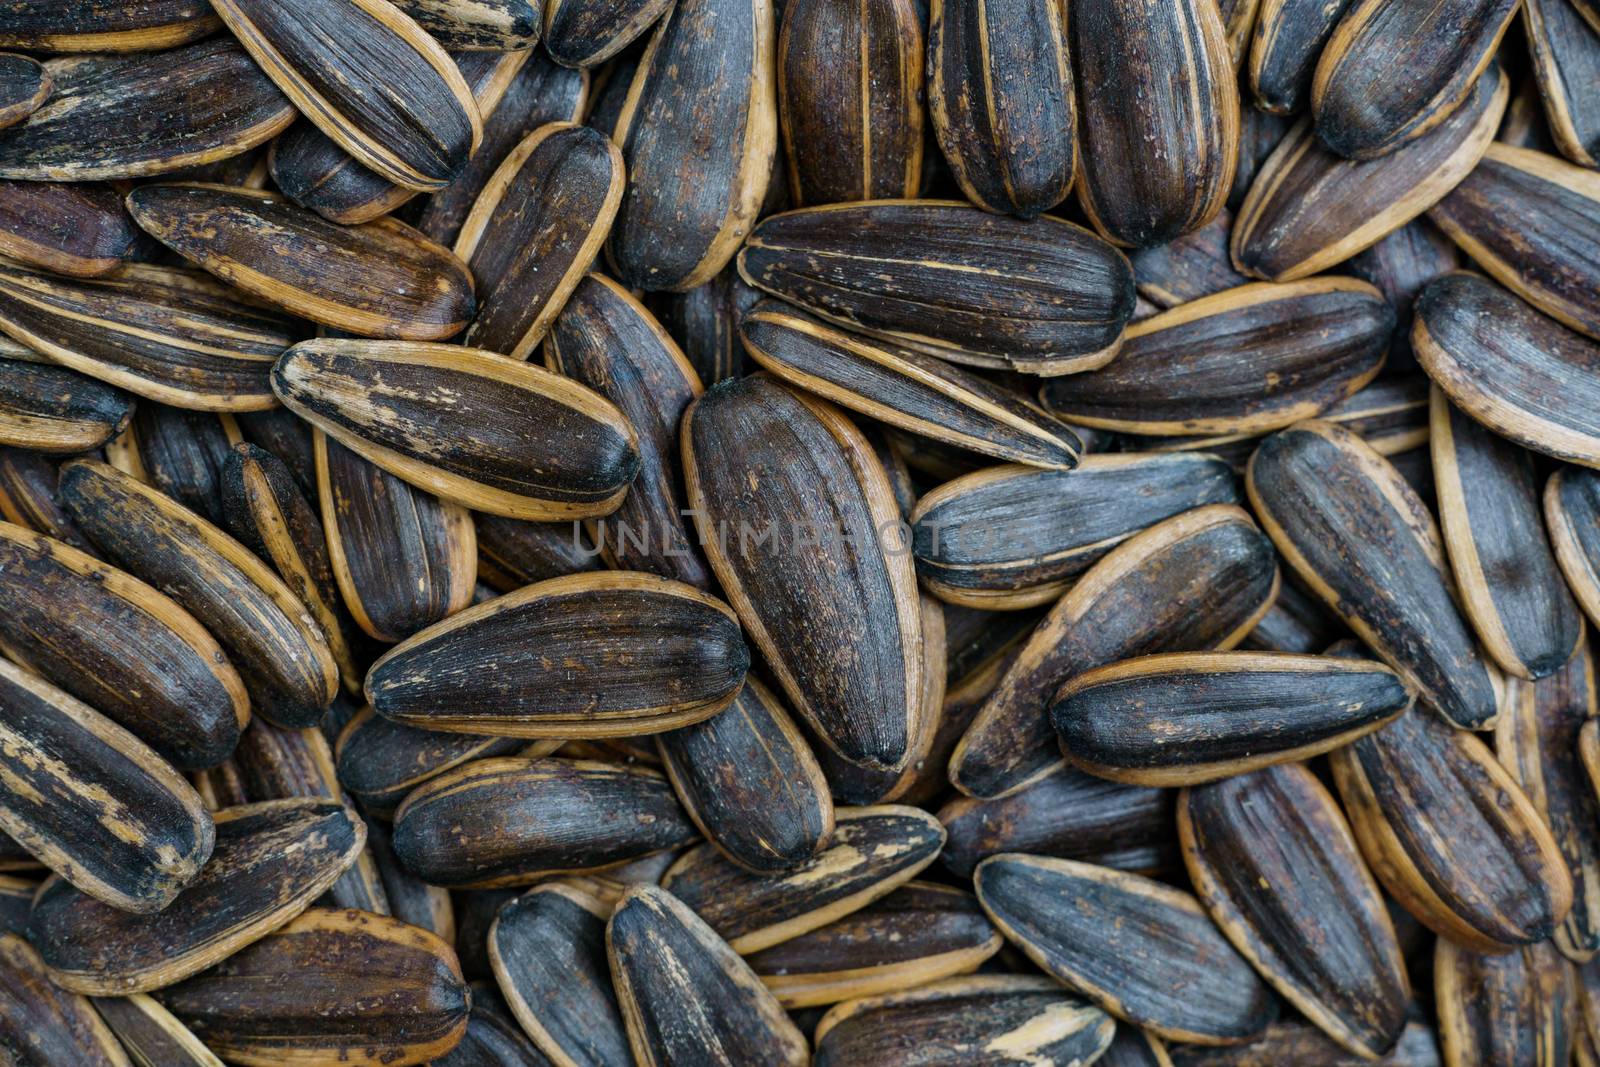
[1168,1012,1444,1066]
[544,0,668,67]
[0,2,218,51]
[127,405,236,526]
[474,511,598,592]
[0,181,139,278]
[1248,0,1355,114]
[1320,374,1431,455]
[334,707,524,818]
[1344,220,1460,375]
[0,934,130,1067]
[1130,210,1251,308]
[391,0,542,50]
[1523,0,1600,169]
[1434,938,1574,1067]
[439,982,553,1067]
[0,359,132,453]
[366,818,455,944]
[90,994,222,1067]
[0,449,86,549]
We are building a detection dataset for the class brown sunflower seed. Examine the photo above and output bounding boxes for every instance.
[657,677,833,874]
[126,184,475,341]
[27,798,365,995]
[0,262,298,412]
[0,181,138,278]
[1430,144,1600,342]
[392,757,698,887]
[275,337,639,520]
[1434,938,1574,1067]
[660,805,944,953]
[0,522,246,769]
[368,572,748,736]
[315,432,477,643]
[413,51,591,246]
[1549,466,1600,632]
[220,442,361,695]
[1130,210,1251,308]
[1345,220,1460,375]
[1231,62,1507,282]
[740,300,1082,471]
[270,50,527,226]
[440,982,550,1067]
[126,405,236,526]
[1243,573,1347,653]
[1330,705,1573,951]
[1320,374,1431,455]
[1523,0,1600,169]
[0,449,87,549]
[391,0,542,50]
[1052,651,1409,786]
[474,511,597,592]
[91,994,221,1067]
[0,42,294,180]
[1168,1012,1444,1066]
[159,907,470,1067]
[1431,387,1584,680]
[543,0,667,66]
[1311,0,1518,160]
[489,882,631,1067]
[974,854,1277,1045]
[334,708,523,818]
[0,934,130,1067]
[910,452,1242,611]
[683,376,921,770]
[545,272,710,584]
[607,0,776,291]
[209,0,481,191]
[926,0,1070,217]
[0,359,132,453]
[949,503,1278,799]
[1248,0,1355,114]
[0,2,219,51]
[1179,764,1411,1058]
[649,264,760,385]
[1414,271,1600,466]
[746,881,1001,1008]
[366,819,455,944]
[1070,0,1237,247]
[1039,278,1391,436]
[1498,643,1600,961]
[60,459,339,728]
[738,201,1135,374]
[940,765,1175,878]
[456,123,623,359]
[0,656,213,913]
[1246,420,1503,729]
[779,0,922,206]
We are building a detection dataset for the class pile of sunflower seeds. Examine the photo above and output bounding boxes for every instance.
[0,0,1595,1064]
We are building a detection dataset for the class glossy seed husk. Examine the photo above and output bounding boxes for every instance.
[910,453,1242,610]
[127,405,236,527]
[91,994,223,1067]
[208,0,482,192]
[813,975,1113,1067]
[657,676,833,873]
[0,657,214,913]
[456,123,624,360]
[683,376,921,770]
[27,798,365,995]
[60,459,339,729]
[1246,420,1503,729]
[780,0,922,206]
[545,273,710,586]
[746,881,1001,1008]
[0,359,132,454]
[1435,938,1574,1067]
[1231,62,1507,282]
[544,0,668,67]
[975,854,1277,1045]
[315,432,477,644]
[391,757,699,887]
[334,708,523,818]
[1311,0,1519,160]
[0,2,219,52]
[159,908,470,1067]
[660,805,946,953]
[1069,0,1237,248]
[1180,764,1411,1059]
[275,338,640,521]
[741,300,1082,470]
[0,181,138,278]
[0,263,298,412]
[489,882,632,1067]
[1320,374,1431,455]
[1330,706,1574,952]
[1249,0,1355,114]
[608,884,809,1067]
[1498,643,1600,962]
[1052,651,1410,786]
[1039,278,1392,436]
[738,200,1135,374]
[0,521,247,770]
[368,572,748,736]
[927,0,1072,217]
[1523,0,1600,169]
[1431,387,1584,680]
[0,934,130,1067]
[392,0,542,50]
[1429,144,1600,342]
[0,42,294,181]
[607,0,776,291]
[1414,271,1600,467]
[950,504,1277,799]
